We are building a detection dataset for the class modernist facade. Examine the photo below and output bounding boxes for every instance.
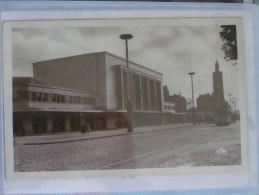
[13,52,184,135]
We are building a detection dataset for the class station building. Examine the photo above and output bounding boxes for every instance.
[13,52,185,135]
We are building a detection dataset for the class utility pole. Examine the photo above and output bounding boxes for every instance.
[188,72,196,125]
[120,34,134,132]
[228,94,232,112]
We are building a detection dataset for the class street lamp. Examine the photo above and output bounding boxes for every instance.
[120,34,134,132]
[188,72,196,125]
[228,94,232,112]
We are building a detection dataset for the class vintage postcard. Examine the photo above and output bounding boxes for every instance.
[3,18,248,179]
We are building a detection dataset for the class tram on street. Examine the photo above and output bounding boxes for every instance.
[214,107,231,126]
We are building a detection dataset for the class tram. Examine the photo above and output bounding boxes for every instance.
[214,107,231,126]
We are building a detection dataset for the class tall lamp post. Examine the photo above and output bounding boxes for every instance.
[228,94,232,112]
[188,72,196,125]
[120,34,134,132]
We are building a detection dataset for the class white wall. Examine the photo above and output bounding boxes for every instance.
[33,53,98,92]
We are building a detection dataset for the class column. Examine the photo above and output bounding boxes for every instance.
[23,116,33,135]
[148,79,155,111]
[65,115,71,132]
[154,80,157,111]
[130,73,133,104]
[139,75,143,110]
[47,117,53,134]
[122,71,127,110]
[147,78,151,111]
[156,81,162,111]
[116,68,124,110]
[120,69,125,110]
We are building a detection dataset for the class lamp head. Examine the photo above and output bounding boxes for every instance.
[120,34,133,40]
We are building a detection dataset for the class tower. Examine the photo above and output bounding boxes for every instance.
[213,60,225,107]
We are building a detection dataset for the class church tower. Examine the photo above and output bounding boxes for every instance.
[213,60,225,107]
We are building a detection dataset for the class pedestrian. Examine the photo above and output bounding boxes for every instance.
[80,125,86,134]
[86,123,91,135]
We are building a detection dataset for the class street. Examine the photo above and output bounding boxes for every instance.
[14,122,241,172]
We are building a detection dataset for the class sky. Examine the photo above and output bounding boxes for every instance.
[12,23,240,106]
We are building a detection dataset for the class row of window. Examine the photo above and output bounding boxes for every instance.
[31,92,96,105]
[164,105,175,110]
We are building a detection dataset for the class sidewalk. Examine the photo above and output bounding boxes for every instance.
[14,123,193,145]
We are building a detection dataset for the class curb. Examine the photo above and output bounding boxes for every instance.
[24,124,193,145]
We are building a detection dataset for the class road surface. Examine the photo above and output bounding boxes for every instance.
[14,122,241,172]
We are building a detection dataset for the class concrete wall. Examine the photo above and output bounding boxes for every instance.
[33,52,108,110]
[94,53,107,110]
[33,53,98,92]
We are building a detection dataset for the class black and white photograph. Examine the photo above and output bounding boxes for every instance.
[4,18,247,178]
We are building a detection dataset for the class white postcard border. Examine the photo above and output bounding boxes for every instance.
[3,4,255,192]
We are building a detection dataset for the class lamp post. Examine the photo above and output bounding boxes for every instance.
[228,94,232,112]
[120,34,134,132]
[188,72,196,125]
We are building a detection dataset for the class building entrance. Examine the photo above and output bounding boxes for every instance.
[93,116,105,130]
[53,117,65,132]
[33,117,47,134]
[71,117,80,131]
[13,117,23,136]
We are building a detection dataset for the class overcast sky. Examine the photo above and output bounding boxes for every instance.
[12,24,240,106]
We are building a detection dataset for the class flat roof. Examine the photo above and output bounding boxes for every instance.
[33,51,163,76]
[13,77,96,95]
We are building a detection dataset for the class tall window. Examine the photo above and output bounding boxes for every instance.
[73,96,77,104]
[36,93,41,101]
[61,95,65,103]
[56,95,60,103]
[51,94,55,102]
[32,92,36,101]
[41,93,47,102]
[76,97,80,104]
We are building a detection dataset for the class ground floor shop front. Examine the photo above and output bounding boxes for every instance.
[13,111,187,136]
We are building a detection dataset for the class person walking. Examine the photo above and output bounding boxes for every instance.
[86,123,91,135]
[80,123,91,135]
[80,124,86,134]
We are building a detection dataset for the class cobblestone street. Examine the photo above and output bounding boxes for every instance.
[14,123,241,172]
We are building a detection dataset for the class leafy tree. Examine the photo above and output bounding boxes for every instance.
[219,25,237,61]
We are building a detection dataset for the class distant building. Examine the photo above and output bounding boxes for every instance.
[196,60,227,112]
[163,86,187,113]
[196,93,215,112]
[212,60,225,107]
[194,60,229,123]
[163,85,170,100]
[13,52,186,136]
[163,101,176,113]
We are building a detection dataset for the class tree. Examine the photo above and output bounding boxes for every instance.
[219,25,237,61]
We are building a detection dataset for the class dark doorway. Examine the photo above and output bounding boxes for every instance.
[33,117,47,134]
[71,117,80,131]
[53,117,65,132]
[13,117,23,136]
[93,116,105,130]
